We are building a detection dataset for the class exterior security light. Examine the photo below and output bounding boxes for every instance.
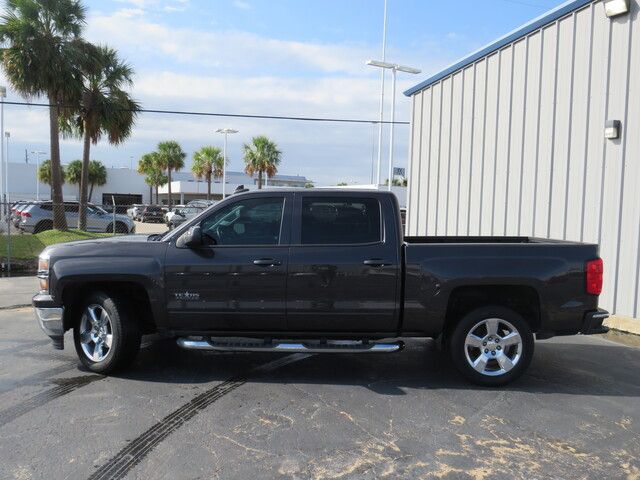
[605,120,621,139]
[604,0,629,17]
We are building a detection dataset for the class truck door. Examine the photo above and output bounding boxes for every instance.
[287,194,400,333]
[164,194,291,332]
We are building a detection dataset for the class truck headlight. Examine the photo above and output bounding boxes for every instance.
[38,254,50,293]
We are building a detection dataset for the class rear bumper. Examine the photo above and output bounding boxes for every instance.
[32,294,64,349]
[580,308,609,335]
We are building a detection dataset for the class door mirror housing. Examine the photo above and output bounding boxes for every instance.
[177,225,203,248]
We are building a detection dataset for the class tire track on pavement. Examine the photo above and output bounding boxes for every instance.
[88,353,312,480]
[0,374,105,428]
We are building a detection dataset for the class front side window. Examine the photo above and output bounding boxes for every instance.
[301,197,382,245]
[200,197,284,246]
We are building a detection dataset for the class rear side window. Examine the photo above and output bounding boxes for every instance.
[40,203,53,211]
[301,197,382,245]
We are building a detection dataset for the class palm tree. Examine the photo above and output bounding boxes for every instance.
[66,159,83,198]
[242,135,281,189]
[157,141,185,208]
[192,146,225,200]
[88,160,107,202]
[137,152,166,204]
[38,159,66,187]
[63,45,140,230]
[0,0,89,230]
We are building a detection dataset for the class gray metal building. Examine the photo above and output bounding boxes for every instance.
[404,0,640,318]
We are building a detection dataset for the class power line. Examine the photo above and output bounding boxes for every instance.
[3,100,410,125]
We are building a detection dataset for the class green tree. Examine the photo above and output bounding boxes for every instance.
[337,182,348,186]
[38,159,66,187]
[88,160,107,201]
[137,152,166,204]
[0,0,89,230]
[242,135,281,189]
[65,159,83,197]
[192,146,225,200]
[157,141,185,208]
[62,45,140,229]
[304,182,314,189]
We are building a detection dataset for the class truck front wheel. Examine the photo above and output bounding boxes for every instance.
[73,292,141,373]
[448,306,534,386]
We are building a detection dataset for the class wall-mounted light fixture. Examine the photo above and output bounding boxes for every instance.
[604,0,630,18]
[605,120,621,140]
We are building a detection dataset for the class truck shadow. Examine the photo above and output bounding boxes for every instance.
[112,337,640,398]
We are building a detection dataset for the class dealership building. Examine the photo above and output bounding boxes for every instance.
[5,161,309,206]
[404,0,640,318]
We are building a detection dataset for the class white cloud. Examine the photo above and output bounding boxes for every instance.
[114,8,145,18]
[233,0,252,10]
[87,13,374,75]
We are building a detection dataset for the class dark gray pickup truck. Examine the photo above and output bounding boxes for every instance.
[33,189,608,385]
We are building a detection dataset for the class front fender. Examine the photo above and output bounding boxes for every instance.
[51,256,167,329]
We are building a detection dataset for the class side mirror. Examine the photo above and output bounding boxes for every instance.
[176,225,202,248]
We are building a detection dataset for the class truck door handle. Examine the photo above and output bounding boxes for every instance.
[253,258,281,266]
[363,259,387,267]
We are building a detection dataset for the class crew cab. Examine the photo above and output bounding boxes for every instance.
[32,189,608,385]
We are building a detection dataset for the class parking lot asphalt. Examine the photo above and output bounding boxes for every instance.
[1,307,639,480]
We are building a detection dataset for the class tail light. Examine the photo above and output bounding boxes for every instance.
[21,211,31,218]
[586,258,603,295]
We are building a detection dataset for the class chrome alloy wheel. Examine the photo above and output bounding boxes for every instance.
[464,318,523,377]
[79,304,113,362]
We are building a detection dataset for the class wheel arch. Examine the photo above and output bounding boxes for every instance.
[61,280,157,334]
[442,285,541,342]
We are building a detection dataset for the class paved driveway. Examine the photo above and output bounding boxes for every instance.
[0,307,639,479]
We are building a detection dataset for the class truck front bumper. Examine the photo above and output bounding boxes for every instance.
[32,294,64,350]
[581,308,609,335]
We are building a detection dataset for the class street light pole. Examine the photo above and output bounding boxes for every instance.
[387,68,397,192]
[31,150,45,200]
[0,86,6,221]
[216,128,238,199]
[374,0,388,186]
[365,60,421,191]
[4,132,9,203]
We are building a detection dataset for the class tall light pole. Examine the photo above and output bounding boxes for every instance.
[31,150,45,200]
[366,60,420,191]
[373,0,388,186]
[0,86,6,220]
[215,128,238,199]
[4,132,9,204]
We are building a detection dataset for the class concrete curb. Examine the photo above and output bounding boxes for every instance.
[605,316,640,336]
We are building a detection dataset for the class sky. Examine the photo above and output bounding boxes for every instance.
[1,0,559,186]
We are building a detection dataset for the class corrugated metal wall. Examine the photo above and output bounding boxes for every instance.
[406,0,640,318]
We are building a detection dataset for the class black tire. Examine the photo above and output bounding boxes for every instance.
[73,291,141,374]
[448,306,534,386]
[34,220,53,234]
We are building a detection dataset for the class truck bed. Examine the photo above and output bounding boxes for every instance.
[404,236,587,244]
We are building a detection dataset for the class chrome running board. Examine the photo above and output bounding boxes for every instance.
[177,337,403,353]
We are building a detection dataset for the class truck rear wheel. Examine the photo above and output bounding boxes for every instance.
[448,306,534,386]
[73,292,141,373]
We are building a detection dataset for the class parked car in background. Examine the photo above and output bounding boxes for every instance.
[138,205,164,223]
[19,201,135,234]
[166,204,208,229]
[164,205,186,225]
[126,204,146,220]
[11,201,39,227]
